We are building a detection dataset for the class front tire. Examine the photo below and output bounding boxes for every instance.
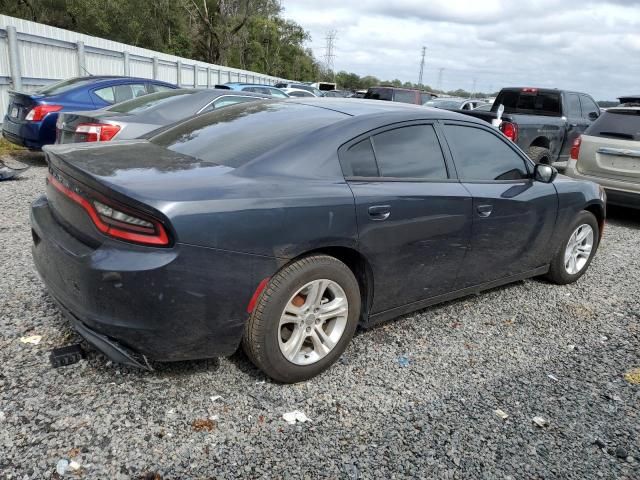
[242,255,360,383]
[545,210,599,285]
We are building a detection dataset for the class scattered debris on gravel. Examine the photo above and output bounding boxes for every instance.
[1,158,639,478]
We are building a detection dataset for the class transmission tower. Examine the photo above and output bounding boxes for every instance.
[324,30,337,80]
[417,46,426,87]
[437,68,444,92]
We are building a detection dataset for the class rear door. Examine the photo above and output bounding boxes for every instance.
[341,122,472,313]
[441,122,558,287]
[559,92,586,160]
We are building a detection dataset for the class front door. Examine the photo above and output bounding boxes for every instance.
[441,122,558,287]
[339,122,473,314]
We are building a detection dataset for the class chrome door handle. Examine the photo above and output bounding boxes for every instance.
[368,205,391,221]
[476,204,493,217]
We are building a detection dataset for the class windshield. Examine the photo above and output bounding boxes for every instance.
[108,90,195,114]
[425,99,463,109]
[36,78,97,96]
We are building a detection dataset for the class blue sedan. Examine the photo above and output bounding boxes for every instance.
[2,76,177,149]
[32,99,605,382]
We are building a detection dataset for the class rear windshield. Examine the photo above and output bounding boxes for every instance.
[493,90,562,116]
[36,78,96,96]
[108,90,195,114]
[150,102,346,168]
[365,88,393,101]
[584,109,640,141]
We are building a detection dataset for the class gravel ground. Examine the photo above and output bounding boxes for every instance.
[1,153,639,480]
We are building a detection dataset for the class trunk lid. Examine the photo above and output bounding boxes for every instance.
[45,141,237,210]
[6,90,43,121]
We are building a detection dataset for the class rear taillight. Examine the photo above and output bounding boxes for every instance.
[25,104,63,121]
[570,136,582,161]
[47,173,169,246]
[75,123,121,142]
[500,121,518,142]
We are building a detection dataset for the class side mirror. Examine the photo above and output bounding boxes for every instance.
[588,111,599,121]
[534,163,557,183]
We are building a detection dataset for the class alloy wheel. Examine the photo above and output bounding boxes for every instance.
[564,224,594,275]
[278,279,349,366]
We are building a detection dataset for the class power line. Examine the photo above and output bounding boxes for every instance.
[323,30,337,80]
[417,46,426,87]
[437,68,444,91]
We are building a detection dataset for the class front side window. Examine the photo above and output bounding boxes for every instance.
[566,93,581,118]
[372,125,447,179]
[580,95,600,119]
[444,125,529,181]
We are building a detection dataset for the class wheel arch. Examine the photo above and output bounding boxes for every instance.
[530,136,551,150]
[584,201,605,241]
[285,246,374,325]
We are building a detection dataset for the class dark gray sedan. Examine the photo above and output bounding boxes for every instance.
[55,88,270,144]
[34,99,605,383]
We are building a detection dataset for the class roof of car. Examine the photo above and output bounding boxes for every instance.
[71,75,173,83]
[286,98,488,123]
[225,83,279,87]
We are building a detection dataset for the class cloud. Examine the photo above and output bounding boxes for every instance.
[281,0,640,99]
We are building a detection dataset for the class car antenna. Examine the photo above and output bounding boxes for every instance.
[79,64,93,76]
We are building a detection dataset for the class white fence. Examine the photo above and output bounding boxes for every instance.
[0,14,290,119]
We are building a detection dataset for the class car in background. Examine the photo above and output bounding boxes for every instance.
[618,95,640,106]
[323,90,351,98]
[424,97,488,110]
[473,103,493,111]
[32,99,604,383]
[281,88,317,98]
[565,107,640,208]
[274,82,324,97]
[349,90,367,98]
[461,87,600,169]
[55,88,271,144]
[222,83,289,98]
[2,76,177,149]
[364,86,435,105]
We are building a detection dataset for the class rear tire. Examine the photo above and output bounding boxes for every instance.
[242,255,360,383]
[528,146,552,164]
[545,211,599,285]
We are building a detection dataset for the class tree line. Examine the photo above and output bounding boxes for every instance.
[2,0,491,97]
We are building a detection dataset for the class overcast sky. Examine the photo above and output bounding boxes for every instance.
[280,0,640,100]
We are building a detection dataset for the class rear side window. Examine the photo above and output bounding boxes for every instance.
[372,126,447,178]
[150,102,345,168]
[94,84,147,104]
[566,93,582,117]
[148,83,174,93]
[444,125,529,181]
[342,138,378,177]
[365,88,392,101]
[210,96,259,110]
[341,125,448,179]
[585,110,640,141]
[494,90,562,116]
[108,90,194,114]
[393,90,416,104]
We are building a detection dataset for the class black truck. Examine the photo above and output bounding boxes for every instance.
[461,87,601,169]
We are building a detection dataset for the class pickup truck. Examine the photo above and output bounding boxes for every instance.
[460,87,601,169]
